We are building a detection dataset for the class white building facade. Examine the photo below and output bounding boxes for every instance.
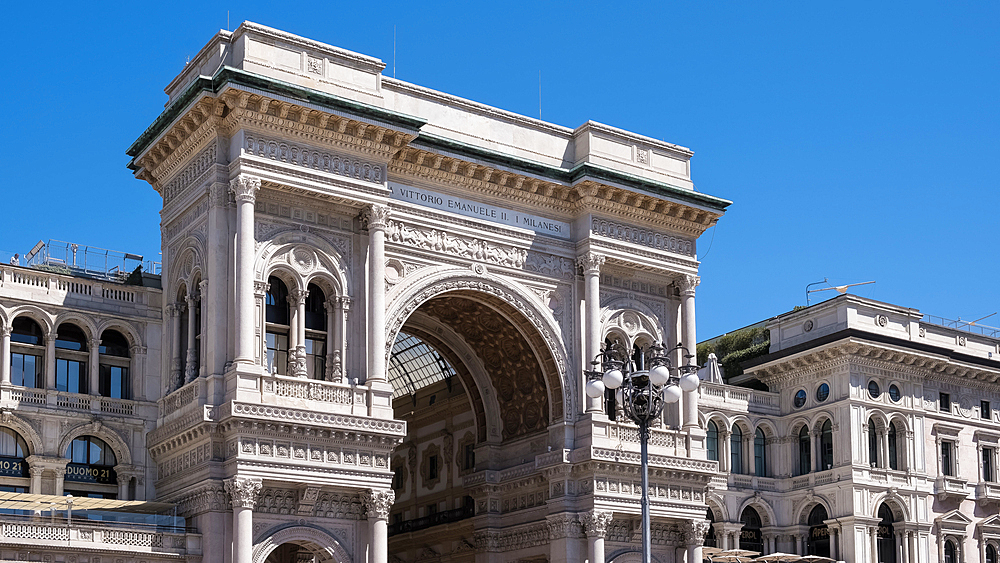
[700,295,1000,563]
[0,21,722,563]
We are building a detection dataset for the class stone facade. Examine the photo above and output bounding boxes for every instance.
[0,21,728,563]
[700,294,1000,563]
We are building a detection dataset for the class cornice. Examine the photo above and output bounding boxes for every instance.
[235,22,387,73]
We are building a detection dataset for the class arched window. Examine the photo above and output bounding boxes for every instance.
[869,418,879,468]
[706,421,719,462]
[65,436,117,499]
[10,317,44,388]
[944,540,957,563]
[55,323,88,394]
[265,277,290,375]
[807,504,830,557]
[798,425,811,475]
[820,420,833,471]
[730,425,744,474]
[99,330,131,399]
[0,428,29,490]
[986,544,997,563]
[877,503,895,563]
[304,283,327,380]
[754,428,767,477]
[888,422,899,470]
[739,507,764,554]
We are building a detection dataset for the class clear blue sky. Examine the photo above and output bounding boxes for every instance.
[1,1,996,338]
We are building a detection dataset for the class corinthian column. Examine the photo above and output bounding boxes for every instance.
[578,253,606,414]
[363,205,390,383]
[224,476,262,563]
[289,288,309,377]
[679,274,700,429]
[167,303,185,391]
[0,325,10,386]
[230,175,261,366]
[583,509,613,563]
[184,289,199,383]
[363,488,394,563]
[683,519,710,563]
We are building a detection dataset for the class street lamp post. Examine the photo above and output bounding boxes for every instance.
[585,342,701,563]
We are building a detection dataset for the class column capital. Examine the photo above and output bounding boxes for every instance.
[362,488,394,520]
[582,509,614,538]
[224,476,262,509]
[678,274,701,296]
[253,280,270,297]
[289,289,309,306]
[88,338,101,350]
[681,519,711,544]
[165,302,187,317]
[576,252,606,274]
[229,175,261,204]
[362,204,391,231]
[0,325,11,338]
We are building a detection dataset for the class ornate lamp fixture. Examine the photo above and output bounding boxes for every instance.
[585,341,701,563]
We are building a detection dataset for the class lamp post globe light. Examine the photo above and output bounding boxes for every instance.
[585,342,701,563]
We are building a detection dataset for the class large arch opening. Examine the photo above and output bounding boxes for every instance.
[385,289,562,561]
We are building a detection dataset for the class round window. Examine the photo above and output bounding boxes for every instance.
[889,384,901,402]
[816,383,830,402]
[794,389,807,408]
[868,380,881,399]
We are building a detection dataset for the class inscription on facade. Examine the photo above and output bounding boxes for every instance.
[389,182,571,239]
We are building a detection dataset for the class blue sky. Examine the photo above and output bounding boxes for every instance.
[0,1,996,339]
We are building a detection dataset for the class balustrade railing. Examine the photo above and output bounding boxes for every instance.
[699,382,779,414]
[3,388,138,417]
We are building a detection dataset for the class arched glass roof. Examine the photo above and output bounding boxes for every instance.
[388,331,456,400]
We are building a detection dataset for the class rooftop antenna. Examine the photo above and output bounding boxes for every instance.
[538,70,542,119]
[227,11,230,31]
[808,280,876,305]
[393,25,396,78]
[805,278,828,306]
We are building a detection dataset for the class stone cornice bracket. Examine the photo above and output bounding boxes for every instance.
[577,252,606,274]
[362,204,391,232]
[224,476,263,509]
[678,274,700,296]
[229,175,261,204]
[582,509,614,538]
[362,488,394,520]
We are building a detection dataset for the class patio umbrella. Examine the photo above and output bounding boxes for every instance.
[719,549,761,558]
[711,557,754,563]
[796,557,834,563]
[706,352,723,383]
[756,553,802,562]
[702,547,725,557]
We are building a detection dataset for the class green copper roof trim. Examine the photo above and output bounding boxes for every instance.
[411,133,731,212]
[126,66,427,167]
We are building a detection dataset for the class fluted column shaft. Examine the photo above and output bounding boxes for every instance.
[230,175,260,366]
[0,327,10,386]
[184,292,198,383]
[679,275,700,428]
[88,338,101,395]
[579,253,605,414]
[364,205,390,383]
[167,303,184,389]
[225,477,262,563]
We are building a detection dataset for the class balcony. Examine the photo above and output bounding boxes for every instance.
[1,387,146,419]
[935,475,969,501]
[976,482,1000,507]
[699,382,780,415]
[0,513,199,559]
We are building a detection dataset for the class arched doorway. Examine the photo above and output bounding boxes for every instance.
[877,503,896,563]
[704,508,717,547]
[253,525,352,563]
[806,505,830,557]
[265,542,323,563]
[740,507,764,554]
[385,288,564,562]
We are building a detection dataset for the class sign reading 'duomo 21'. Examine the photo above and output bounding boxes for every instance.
[389,182,572,240]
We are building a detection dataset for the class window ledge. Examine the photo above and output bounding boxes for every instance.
[976,482,1000,507]
[935,476,969,501]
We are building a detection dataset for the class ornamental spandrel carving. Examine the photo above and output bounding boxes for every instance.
[361,488,394,520]
[229,175,261,204]
[384,220,527,269]
[224,476,262,509]
[525,251,574,279]
[582,510,614,538]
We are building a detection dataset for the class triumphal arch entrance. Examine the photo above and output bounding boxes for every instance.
[128,21,730,563]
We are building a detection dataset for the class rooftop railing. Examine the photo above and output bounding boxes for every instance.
[921,313,1000,338]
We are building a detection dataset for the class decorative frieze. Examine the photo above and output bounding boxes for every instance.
[591,218,694,256]
[244,135,384,184]
[384,220,527,269]
[161,144,218,205]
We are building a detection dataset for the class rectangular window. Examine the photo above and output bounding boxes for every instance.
[426,503,438,516]
[983,401,992,419]
[392,466,404,490]
[99,365,130,399]
[10,353,41,388]
[940,392,951,413]
[305,338,326,380]
[265,332,288,375]
[985,447,995,482]
[941,442,954,477]
[428,455,439,480]
[56,359,86,394]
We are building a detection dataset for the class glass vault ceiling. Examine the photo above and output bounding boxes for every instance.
[388,331,456,400]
